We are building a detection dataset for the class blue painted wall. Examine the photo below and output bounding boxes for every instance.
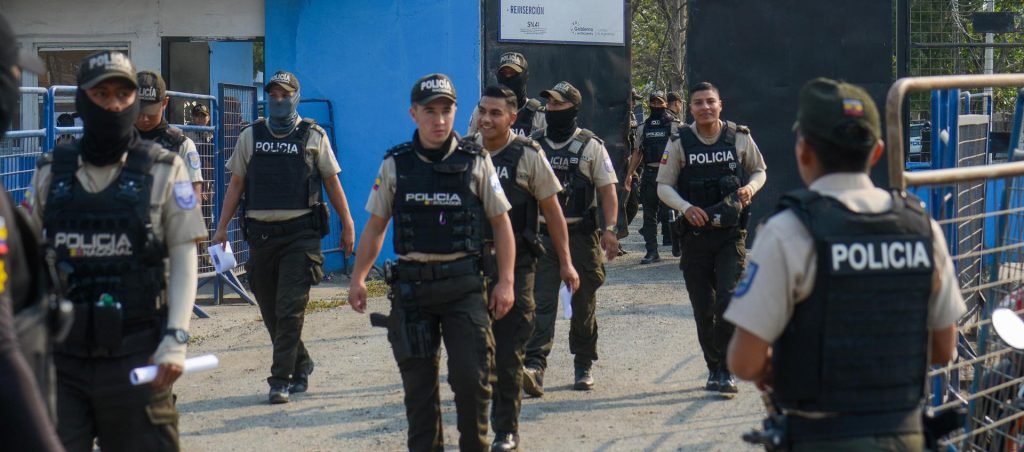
[210,41,254,93]
[265,0,482,269]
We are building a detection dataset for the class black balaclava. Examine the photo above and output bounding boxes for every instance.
[267,89,300,135]
[138,118,169,141]
[545,106,578,143]
[413,130,455,163]
[650,107,667,119]
[497,71,528,109]
[76,88,140,165]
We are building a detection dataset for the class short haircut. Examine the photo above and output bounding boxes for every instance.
[690,81,719,98]
[481,84,518,112]
[799,125,876,173]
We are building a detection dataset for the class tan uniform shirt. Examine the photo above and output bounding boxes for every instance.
[723,173,967,343]
[467,106,547,136]
[365,135,512,263]
[632,119,682,167]
[175,136,205,184]
[226,118,342,222]
[474,132,562,201]
[28,151,207,248]
[656,121,768,211]
[538,128,619,224]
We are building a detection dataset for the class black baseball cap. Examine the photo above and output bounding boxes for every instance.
[78,50,137,90]
[540,81,582,106]
[649,90,666,103]
[498,52,527,73]
[191,104,210,116]
[410,73,457,105]
[137,71,167,115]
[667,91,683,103]
[266,71,299,92]
[794,77,881,150]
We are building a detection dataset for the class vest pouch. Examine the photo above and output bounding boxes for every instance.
[314,203,330,238]
[92,296,124,351]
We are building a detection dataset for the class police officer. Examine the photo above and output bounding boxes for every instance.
[522,81,619,395]
[615,88,643,255]
[26,50,206,451]
[666,90,684,120]
[657,81,767,394]
[213,70,356,404]
[725,78,967,449]
[135,71,205,201]
[468,52,546,137]
[348,73,515,452]
[188,104,213,143]
[473,84,580,451]
[626,91,681,264]
[0,14,64,450]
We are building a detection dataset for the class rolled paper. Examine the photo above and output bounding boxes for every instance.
[130,354,220,385]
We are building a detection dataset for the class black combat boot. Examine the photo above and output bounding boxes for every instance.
[290,361,314,394]
[719,370,739,394]
[522,366,544,397]
[269,384,290,404]
[705,370,720,391]
[491,432,520,451]
[640,250,661,264]
[573,365,594,391]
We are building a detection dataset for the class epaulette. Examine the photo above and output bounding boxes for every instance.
[512,134,542,153]
[579,128,603,145]
[240,118,265,132]
[735,123,750,134]
[309,122,328,137]
[384,142,413,159]
[35,152,54,168]
[524,98,542,112]
[134,140,176,165]
[162,126,188,149]
[456,137,484,156]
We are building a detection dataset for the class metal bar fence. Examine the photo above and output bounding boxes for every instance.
[888,74,1024,451]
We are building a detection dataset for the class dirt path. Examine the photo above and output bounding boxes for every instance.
[177,223,765,451]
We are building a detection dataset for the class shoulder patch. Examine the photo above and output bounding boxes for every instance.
[186,150,202,170]
[457,138,484,156]
[734,261,758,298]
[384,142,414,159]
[173,181,197,210]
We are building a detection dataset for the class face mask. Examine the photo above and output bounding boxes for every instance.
[497,71,528,108]
[650,107,666,119]
[267,89,300,135]
[544,106,578,143]
[76,88,140,165]
[138,118,169,141]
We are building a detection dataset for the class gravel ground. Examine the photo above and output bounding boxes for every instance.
[177,220,765,451]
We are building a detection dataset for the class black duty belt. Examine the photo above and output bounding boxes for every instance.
[644,165,660,172]
[396,256,480,282]
[787,408,922,442]
[246,213,316,237]
[541,220,596,236]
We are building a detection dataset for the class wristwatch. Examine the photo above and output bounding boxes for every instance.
[603,224,618,234]
[164,328,191,345]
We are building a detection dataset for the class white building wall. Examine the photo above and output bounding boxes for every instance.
[2,0,264,74]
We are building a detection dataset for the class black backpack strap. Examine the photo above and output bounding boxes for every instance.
[47,144,80,205]
[385,142,413,159]
[773,189,823,233]
[161,127,187,149]
[678,125,700,149]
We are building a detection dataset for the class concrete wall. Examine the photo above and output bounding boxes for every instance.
[265,0,482,264]
[2,0,263,77]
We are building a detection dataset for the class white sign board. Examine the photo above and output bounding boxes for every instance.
[499,0,625,46]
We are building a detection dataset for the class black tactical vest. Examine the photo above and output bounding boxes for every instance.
[511,98,542,137]
[391,139,486,255]
[245,118,322,210]
[43,142,170,357]
[534,129,597,219]
[676,121,747,209]
[772,189,933,420]
[484,135,541,255]
[154,126,187,151]
[641,115,673,165]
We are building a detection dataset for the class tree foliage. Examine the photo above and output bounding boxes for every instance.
[631,0,686,96]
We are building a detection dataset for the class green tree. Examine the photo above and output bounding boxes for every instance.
[631,0,686,96]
